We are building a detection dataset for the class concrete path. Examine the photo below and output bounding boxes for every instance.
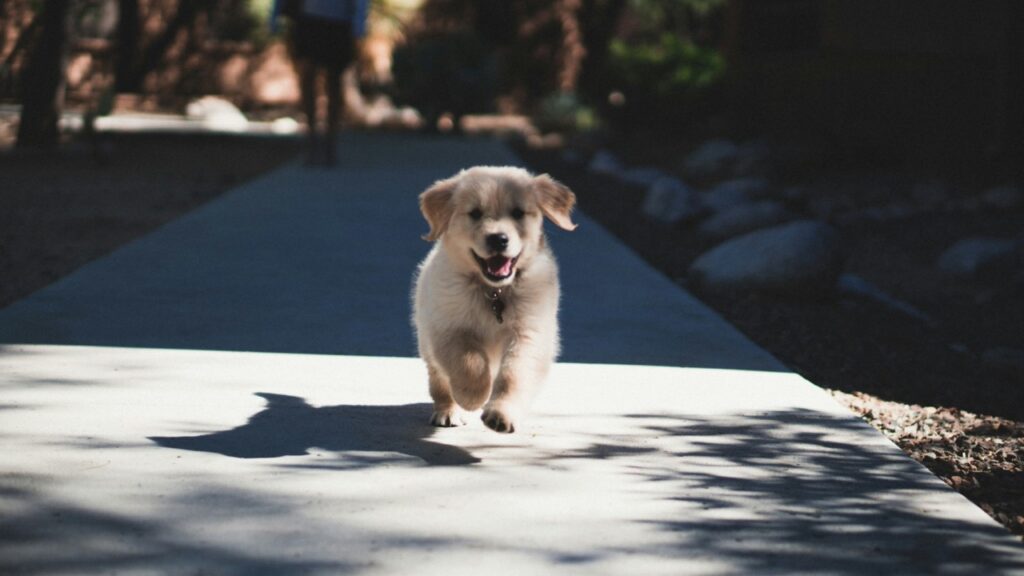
[1,132,1022,574]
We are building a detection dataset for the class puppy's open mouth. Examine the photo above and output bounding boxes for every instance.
[472,252,519,282]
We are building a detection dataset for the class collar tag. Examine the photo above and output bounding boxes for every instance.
[487,289,505,324]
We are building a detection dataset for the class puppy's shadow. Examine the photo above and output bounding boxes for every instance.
[150,393,479,467]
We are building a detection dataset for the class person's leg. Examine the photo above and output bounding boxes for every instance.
[324,63,343,167]
[299,59,320,165]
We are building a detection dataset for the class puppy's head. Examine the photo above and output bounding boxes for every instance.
[420,166,577,287]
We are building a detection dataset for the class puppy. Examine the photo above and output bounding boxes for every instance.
[413,166,577,433]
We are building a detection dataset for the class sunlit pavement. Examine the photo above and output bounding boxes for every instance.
[2,132,1022,574]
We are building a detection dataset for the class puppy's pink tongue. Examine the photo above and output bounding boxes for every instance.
[487,256,513,277]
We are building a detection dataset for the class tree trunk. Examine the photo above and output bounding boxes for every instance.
[578,0,626,100]
[114,0,203,94]
[555,0,585,93]
[16,0,71,150]
[114,0,140,93]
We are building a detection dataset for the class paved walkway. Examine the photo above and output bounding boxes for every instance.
[1,132,1022,574]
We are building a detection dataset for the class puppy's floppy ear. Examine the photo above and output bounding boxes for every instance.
[419,175,459,241]
[533,174,578,231]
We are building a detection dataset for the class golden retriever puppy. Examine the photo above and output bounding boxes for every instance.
[413,166,577,433]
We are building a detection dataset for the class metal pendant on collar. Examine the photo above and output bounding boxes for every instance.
[487,288,505,324]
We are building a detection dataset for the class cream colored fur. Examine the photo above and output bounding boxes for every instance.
[412,166,576,433]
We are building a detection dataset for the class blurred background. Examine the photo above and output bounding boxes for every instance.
[2,0,1021,164]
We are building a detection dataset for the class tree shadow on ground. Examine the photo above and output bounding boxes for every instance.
[6,399,1024,573]
[605,409,1024,573]
[0,477,358,576]
[150,393,480,467]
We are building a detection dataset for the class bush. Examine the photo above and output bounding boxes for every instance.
[606,33,726,127]
[534,92,600,135]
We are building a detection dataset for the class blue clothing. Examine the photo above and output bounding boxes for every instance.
[271,0,369,38]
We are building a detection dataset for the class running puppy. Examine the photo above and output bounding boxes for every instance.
[413,166,577,433]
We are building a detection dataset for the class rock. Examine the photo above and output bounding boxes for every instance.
[641,177,702,224]
[834,202,917,226]
[836,274,932,324]
[910,179,949,207]
[980,185,1023,211]
[689,220,844,295]
[806,197,839,220]
[981,347,1024,380]
[781,186,808,203]
[683,138,739,179]
[587,150,623,177]
[561,149,585,165]
[271,117,300,135]
[697,200,794,241]
[732,139,773,177]
[620,166,669,188]
[937,237,1019,279]
[702,177,771,213]
[185,96,248,132]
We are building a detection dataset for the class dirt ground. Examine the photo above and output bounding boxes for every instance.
[516,141,1024,540]
[1,127,1021,540]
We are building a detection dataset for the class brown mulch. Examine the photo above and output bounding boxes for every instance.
[833,389,1024,536]
[516,140,1024,540]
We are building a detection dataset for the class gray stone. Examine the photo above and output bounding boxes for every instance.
[561,149,585,165]
[697,200,794,241]
[702,178,772,213]
[981,347,1024,380]
[781,186,808,203]
[641,177,702,223]
[835,203,918,226]
[937,237,1019,279]
[837,274,933,324]
[587,149,623,176]
[689,220,844,295]
[733,140,773,177]
[911,179,950,207]
[185,96,248,132]
[620,166,669,188]
[980,185,1024,211]
[807,197,839,220]
[684,138,739,179]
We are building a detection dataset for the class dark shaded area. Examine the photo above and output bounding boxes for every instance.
[151,393,480,466]
[0,478,357,576]
[516,144,1024,421]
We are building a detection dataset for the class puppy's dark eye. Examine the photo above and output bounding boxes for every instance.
[511,208,525,220]
[469,208,483,221]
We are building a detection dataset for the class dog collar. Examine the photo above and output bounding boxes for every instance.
[486,288,505,324]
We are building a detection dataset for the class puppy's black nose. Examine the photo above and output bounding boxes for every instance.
[486,233,509,253]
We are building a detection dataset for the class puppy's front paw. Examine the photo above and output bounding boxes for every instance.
[481,406,517,434]
[430,408,466,428]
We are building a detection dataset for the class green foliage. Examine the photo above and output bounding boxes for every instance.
[628,0,724,30]
[535,92,600,134]
[606,33,725,127]
[609,34,724,96]
[215,0,273,47]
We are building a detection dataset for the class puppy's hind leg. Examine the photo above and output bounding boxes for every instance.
[427,363,465,427]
